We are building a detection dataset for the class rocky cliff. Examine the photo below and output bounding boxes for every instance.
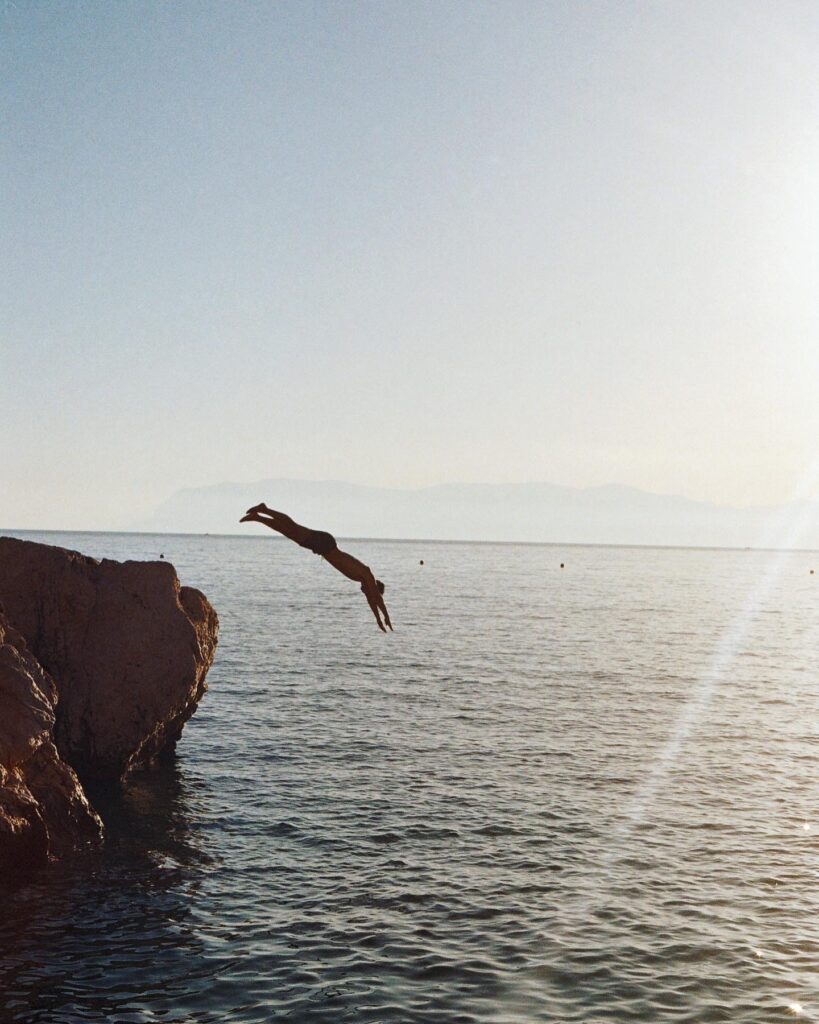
[0,537,219,870]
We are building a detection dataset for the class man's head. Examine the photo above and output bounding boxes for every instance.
[376,579,385,594]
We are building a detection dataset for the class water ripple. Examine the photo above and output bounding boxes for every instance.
[1,535,817,1022]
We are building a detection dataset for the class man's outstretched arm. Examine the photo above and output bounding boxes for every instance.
[362,583,387,632]
[377,593,392,631]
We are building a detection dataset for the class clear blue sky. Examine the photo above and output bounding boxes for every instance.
[3,0,818,529]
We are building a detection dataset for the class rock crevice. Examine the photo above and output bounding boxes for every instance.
[0,608,104,869]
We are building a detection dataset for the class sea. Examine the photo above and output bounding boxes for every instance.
[0,530,816,1024]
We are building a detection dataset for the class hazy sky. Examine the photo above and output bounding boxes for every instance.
[3,0,818,530]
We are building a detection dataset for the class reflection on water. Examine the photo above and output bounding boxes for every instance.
[0,532,817,1022]
[0,763,217,1024]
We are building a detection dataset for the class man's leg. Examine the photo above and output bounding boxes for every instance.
[245,503,293,524]
[241,506,310,545]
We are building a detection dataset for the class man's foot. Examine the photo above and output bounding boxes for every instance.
[245,503,267,515]
[240,512,260,523]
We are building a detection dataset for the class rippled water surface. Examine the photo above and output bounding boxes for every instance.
[1,531,817,1023]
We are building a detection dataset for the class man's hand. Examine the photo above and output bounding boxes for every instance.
[362,582,389,632]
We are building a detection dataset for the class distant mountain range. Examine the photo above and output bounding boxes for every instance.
[133,479,819,549]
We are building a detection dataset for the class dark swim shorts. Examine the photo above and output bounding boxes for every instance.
[299,530,338,556]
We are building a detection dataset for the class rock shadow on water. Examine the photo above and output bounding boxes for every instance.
[0,761,221,1024]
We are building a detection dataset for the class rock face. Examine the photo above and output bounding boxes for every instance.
[0,536,219,870]
[0,610,104,871]
[0,537,219,784]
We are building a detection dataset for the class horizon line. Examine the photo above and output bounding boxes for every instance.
[3,528,818,556]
